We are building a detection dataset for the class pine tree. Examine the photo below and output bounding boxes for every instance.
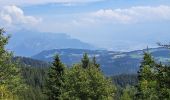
[45,55,65,100]
[81,53,90,69]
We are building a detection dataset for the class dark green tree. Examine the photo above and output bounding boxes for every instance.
[155,63,170,99]
[81,53,90,69]
[92,56,100,69]
[21,66,48,100]
[45,55,65,100]
[157,43,170,99]
[136,52,158,100]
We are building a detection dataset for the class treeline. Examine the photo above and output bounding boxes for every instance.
[111,74,138,88]
[20,59,139,100]
[21,67,47,100]
[1,28,170,100]
[116,52,170,100]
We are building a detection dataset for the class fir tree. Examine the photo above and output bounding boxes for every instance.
[157,42,170,99]
[92,56,100,69]
[136,52,158,100]
[45,55,65,100]
[156,63,170,99]
[81,53,90,69]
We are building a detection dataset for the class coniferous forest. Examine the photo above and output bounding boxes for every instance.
[0,28,170,100]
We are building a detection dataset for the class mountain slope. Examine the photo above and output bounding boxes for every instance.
[32,47,170,75]
[7,30,95,57]
[13,56,50,68]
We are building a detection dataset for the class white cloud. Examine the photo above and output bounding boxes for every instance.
[92,9,132,23]
[0,5,41,29]
[0,0,104,6]
[90,5,170,24]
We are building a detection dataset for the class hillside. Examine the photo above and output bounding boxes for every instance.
[32,47,170,75]
[13,56,50,68]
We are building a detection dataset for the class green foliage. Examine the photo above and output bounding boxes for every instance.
[45,53,116,100]
[0,29,27,99]
[81,53,90,69]
[120,86,137,100]
[111,74,138,88]
[61,54,115,99]
[0,84,18,100]
[45,55,65,100]
[13,56,50,68]
[92,56,100,69]
[136,51,170,100]
[21,66,48,100]
[62,64,116,100]
[155,64,170,99]
[2,28,170,100]
[136,52,158,100]
[15,56,50,100]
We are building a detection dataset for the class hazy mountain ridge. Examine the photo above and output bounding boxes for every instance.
[32,47,170,75]
[7,30,95,57]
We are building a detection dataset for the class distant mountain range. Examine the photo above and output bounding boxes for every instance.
[6,30,170,75]
[32,47,170,75]
[7,30,95,57]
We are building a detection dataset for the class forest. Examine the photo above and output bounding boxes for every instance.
[0,28,170,100]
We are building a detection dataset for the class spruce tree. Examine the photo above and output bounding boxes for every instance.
[45,55,65,100]
[157,43,170,99]
[136,52,158,100]
[156,63,170,99]
[92,56,100,69]
[81,53,90,69]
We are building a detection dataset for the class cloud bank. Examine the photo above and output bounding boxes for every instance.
[0,5,41,30]
[90,5,170,24]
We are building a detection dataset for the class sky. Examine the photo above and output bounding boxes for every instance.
[0,0,170,51]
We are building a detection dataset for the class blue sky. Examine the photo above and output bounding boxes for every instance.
[0,0,170,51]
